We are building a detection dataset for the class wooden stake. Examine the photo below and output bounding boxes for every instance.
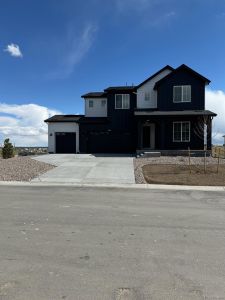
[204,150,206,174]
[188,147,191,174]
[217,148,220,174]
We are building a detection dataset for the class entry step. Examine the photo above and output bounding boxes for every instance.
[137,151,161,158]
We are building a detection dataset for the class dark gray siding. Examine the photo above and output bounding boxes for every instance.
[136,115,206,150]
[79,89,137,153]
[157,68,206,111]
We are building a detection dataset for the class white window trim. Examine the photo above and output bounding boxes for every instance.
[115,94,130,109]
[89,100,94,108]
[173,85,191,103]
[173,121,191,142]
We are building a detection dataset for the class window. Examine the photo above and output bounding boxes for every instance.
[144,92,151,101]
[89,100,94,108]
[173,121,190,142]
[173,85,191,102]
[101,99,106,107]
[115,94,130,109]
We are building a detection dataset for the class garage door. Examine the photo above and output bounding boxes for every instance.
[55,132,76,153]
[87,132,134,153]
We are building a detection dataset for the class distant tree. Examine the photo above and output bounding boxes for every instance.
[1,138,15,159]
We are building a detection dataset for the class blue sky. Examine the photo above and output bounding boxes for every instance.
[0,0,225,145]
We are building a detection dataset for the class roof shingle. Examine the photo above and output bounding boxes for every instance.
[44,115,83,122]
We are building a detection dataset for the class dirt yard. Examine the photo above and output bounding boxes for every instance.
[142,164,225,186]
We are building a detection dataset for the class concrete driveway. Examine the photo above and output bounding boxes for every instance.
[32,154,135,184]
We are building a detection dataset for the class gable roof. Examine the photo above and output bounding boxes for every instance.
[154,64,211,89]
[137,65,174,89]
[81,92,107,98]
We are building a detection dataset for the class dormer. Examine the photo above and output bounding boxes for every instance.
[136,65,174,109]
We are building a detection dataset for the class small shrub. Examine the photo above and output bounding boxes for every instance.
[1,138,15,159]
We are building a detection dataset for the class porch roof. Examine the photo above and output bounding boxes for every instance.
[134,110,217,117]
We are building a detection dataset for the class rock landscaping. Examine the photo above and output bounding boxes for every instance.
[0,156,55,181]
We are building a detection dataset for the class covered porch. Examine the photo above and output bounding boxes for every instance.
[135,110,217,152]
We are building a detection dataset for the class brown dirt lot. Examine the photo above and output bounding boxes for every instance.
[142,164,225,186]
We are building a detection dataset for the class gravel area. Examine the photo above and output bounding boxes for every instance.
[134,156,225,184]
[0,156,55,181]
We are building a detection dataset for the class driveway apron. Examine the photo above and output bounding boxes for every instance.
[32,154,135,184]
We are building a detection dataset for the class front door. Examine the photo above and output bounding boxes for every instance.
[142,124,155,149]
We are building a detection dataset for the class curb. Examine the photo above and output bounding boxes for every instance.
[0,181,224,192]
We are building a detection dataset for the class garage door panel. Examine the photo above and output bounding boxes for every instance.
[56,132,76,154]
[87,132,134,153]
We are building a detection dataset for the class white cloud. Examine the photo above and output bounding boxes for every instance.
[0,90,223,147]
[48,23,98,79]
[0,103,61,146]
[150,11,176,27]
[205,89,225,144]
[4,43,23,58]
[114,0,176,27]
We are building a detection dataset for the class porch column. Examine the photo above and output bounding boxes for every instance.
[207,117,212,150]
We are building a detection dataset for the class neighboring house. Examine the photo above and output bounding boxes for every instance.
[45,64,217,154]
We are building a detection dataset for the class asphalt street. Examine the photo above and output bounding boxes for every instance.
[0,186,225,299]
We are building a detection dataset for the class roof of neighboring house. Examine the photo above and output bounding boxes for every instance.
[44,115,83,123]
[137,65,174,89]
[104,86,136,91]
[154,64,211,89]
[134,110,217,117]
[81,92,107,98]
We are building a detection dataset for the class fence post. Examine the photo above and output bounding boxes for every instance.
[217,148,220,174]
[204,149,206,174]
[188,147,191,174]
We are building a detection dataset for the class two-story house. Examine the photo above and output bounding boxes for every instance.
[45,64,217,154]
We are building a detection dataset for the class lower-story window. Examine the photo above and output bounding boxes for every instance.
[173,121,190,142]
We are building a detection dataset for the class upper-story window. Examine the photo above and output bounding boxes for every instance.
[115,94,130,109]
[173,85,191,103]
[101,99,106,107]
[144,92,151,101]
[89,100,94,108]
